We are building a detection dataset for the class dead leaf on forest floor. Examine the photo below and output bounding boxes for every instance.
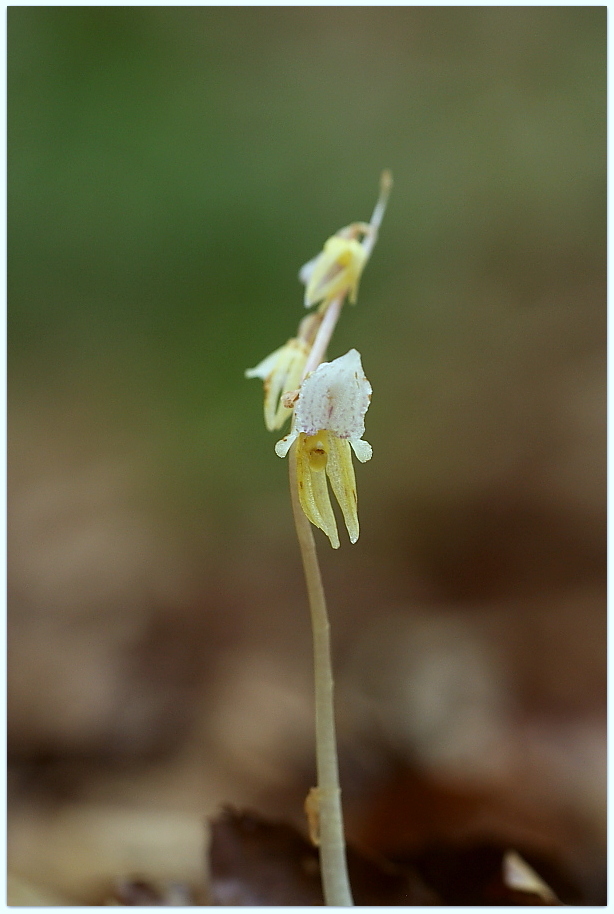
[403,841,576,905]
[109,877,194,905]
[208,806,439,905]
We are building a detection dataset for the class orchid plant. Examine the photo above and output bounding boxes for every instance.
[246,172,391,905]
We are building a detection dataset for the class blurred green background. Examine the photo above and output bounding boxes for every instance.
[9,7,605,532]
[8,7,606,902]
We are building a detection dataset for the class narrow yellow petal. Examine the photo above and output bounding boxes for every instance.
[296,432,340,549]
[304,237,367,308]
[253,338,309,432]
[326,437,360,544]
[347,274,362,304]
[264,363,285,431]
[273,339,309,429]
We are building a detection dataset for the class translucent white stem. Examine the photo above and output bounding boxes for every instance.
[284,171,391,905]
[289,444,354,906]
[370,170,393,233]
[301,297,343,379]
[363,169,393,259]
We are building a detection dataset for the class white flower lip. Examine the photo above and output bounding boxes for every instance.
[275,349,372,459]
[296,348,371,437]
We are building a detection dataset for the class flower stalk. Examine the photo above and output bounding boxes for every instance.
[245,171,391,905]
[289,443,353,906]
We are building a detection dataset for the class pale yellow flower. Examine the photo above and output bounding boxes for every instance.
[299,225,373,310]
[245,338,310,431]
[275,349,372,548]
[299,171,392,311]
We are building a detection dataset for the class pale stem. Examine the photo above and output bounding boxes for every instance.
[369,170,393,233]
[363,169,393,259]
[289,443,354,906]
[285,170,391,905]
[301,296,343,379]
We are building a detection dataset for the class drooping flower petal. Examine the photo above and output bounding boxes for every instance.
[246,338,310,431]
[298,254,320,287]
[245,348,282,382]
[301,235,368,308]
[295,431,340,549]
[325,437,359,544]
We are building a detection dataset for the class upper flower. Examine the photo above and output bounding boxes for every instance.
[299,227,372,309]
[299,170,392,310]
[275,349,372,547]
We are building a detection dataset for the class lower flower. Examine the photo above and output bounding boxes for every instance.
[275,349,373,547]
[294,429,362,549]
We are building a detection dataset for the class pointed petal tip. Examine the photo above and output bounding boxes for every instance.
[381,169,393,191]
[350,438,373,463]
[275,433,296,458]
[266,415,284,433]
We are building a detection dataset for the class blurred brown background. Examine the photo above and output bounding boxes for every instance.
[8,7,605,904]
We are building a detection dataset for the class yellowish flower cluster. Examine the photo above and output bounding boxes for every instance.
[300,224,373,309]
[246,174,390,547]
